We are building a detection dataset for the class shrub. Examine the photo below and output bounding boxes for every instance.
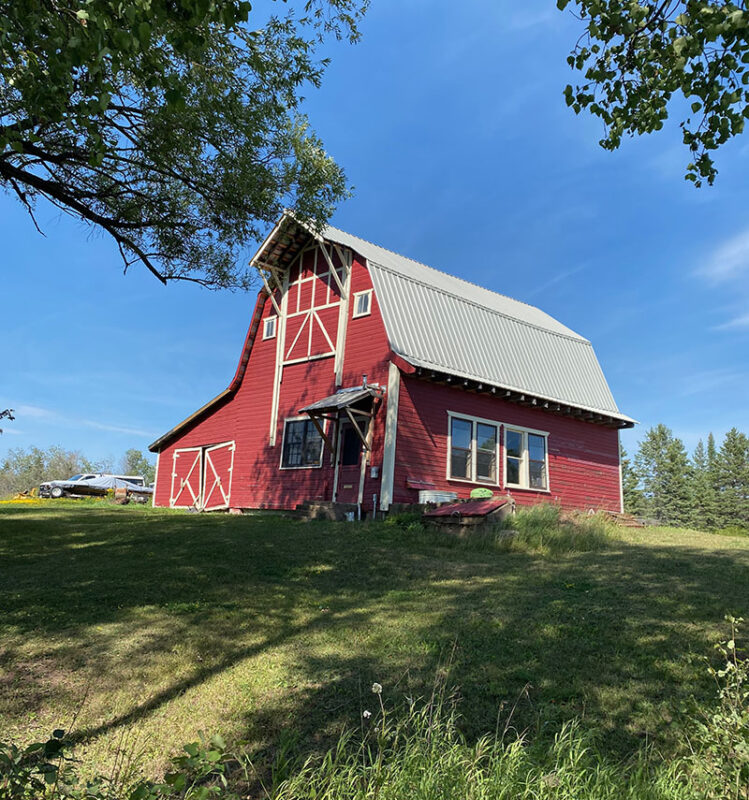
[0,732,237,800]
[689,616,749,800]
[383,510,425,535]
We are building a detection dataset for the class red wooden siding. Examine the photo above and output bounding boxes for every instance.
[153,242,622,514]
[392,375,621,512]
[154,248,391,511]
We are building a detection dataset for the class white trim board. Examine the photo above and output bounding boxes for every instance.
[379,361,401,511]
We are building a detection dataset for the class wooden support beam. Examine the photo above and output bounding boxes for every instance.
[259,272,282,316]
[317,242,347,295]
[345,407,370,449]
[348,407,373,418]
[307,414,336,457]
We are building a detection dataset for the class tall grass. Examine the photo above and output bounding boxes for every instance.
[389,503,615,555]
[3,624,746,800]
[272,619,748,800]
[504,503,614,554]
[274,696,695,800]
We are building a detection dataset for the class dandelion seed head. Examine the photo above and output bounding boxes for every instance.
[371,682,382,695]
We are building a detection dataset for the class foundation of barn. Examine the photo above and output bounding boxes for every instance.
[296,501,361,521]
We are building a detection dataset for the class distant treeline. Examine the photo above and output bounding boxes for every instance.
[622,425,749,532]
[0,446,155,497]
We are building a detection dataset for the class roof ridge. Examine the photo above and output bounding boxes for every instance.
[368,259,591,345]
[325,225,564,323]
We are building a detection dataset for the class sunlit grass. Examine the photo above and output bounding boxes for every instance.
[1,503,747,781]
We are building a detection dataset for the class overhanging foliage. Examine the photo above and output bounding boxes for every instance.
[0,1,366,287]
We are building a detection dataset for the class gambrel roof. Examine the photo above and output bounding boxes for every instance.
[320,224,634,426]
[150,215,633,452]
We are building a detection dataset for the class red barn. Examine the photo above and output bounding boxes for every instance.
[149,215,634,514]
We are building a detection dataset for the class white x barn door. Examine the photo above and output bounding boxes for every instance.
[170,448,203,508]
[202,442,235,511]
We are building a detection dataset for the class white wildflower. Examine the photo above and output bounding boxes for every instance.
[362,710,371,719]
[371,682,382,695]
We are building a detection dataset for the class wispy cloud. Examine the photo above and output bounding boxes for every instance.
[84,420,157,438]
[699,229,749,284]
[10,404,156,438]
[14,404,56,419]
[524,263,587,299]
[679,367,747,397]
[713,312,749,331]
[506,8,556,31]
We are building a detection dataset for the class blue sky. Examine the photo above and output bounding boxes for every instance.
[2,0,749,466]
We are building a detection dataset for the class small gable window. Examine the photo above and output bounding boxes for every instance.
[352,289,372,318]
[281,418,324,469]
[263,316,277,340]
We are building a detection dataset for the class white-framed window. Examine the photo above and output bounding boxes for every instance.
[280,417,324,469]
[352,289,372,318]
[263,316,277,340]
[504,427,549,490]
[447,413,499,485]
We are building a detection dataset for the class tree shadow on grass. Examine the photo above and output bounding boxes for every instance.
[232,534,749,768]
[1,506,748,773]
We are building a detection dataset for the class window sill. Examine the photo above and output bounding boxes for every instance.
[504,484,551,494]
[279,464,324,471]
[447,477,500,488]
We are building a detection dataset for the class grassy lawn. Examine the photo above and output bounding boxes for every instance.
[1,502,748,781]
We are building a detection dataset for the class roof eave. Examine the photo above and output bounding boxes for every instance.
[148,388,233,452]
[398,355,636,428]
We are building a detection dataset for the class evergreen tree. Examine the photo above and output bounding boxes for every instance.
[634,424,691,526]
[715,428,749,530]
[707,433,720,490]
[690,439,717,532]
[620,443,645,516]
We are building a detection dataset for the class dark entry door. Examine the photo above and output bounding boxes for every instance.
[336,422,361,504]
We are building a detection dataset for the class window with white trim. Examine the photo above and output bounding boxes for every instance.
[263,316,277,340]
[505,427,548,490]
[352,289,372,318]
[281,419,324,468]
[448,414,499,484]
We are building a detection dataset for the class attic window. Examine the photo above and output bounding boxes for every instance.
[352,290,372,318]
[263,316,277,340]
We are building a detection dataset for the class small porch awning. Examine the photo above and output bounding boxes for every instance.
[299,385,385,456]
[299,386,383,416]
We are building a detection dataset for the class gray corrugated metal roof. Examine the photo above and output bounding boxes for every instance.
[323,225,632,423]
